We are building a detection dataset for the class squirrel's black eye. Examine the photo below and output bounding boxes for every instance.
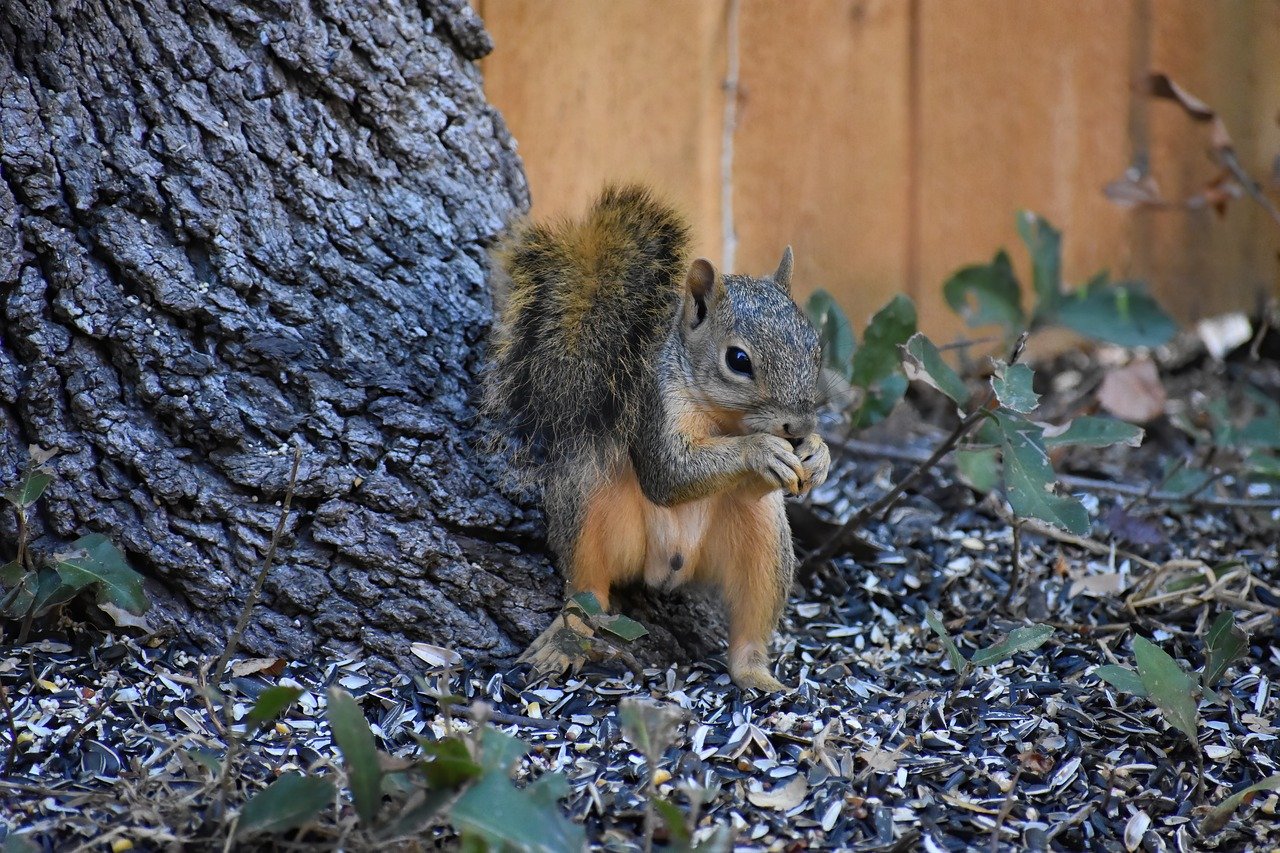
[725,346,753,377]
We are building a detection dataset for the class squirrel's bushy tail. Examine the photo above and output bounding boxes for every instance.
[484,184,690,481]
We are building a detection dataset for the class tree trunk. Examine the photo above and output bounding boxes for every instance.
[0,0,726,673]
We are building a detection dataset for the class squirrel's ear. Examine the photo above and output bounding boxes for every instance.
[684,258,719,329]
[772,246,794,293]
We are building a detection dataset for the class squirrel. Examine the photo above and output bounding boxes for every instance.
[483,184,830,691]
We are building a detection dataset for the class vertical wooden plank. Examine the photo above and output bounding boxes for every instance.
[732,0,912,330]
[1141,1,1280,323]
[479,0,727,256]
[914,0,1136,343]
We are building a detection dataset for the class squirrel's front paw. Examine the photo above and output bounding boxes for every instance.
[794,433,831,497]
[744,433,804,495]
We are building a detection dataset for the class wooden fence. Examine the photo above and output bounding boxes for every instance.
[477,0,1280,340]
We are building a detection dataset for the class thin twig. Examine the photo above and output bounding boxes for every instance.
[990,767,1023,853]
[1219,148,1280,227]
[830,438,1280,510]
[803,333,1028,570]
[1249,296,1276,361]
[210,447,303,686]
[0,684,17,774]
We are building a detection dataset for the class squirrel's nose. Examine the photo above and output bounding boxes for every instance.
[779,415,816,442]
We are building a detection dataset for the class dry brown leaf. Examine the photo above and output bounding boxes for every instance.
[1097,358,1166,424]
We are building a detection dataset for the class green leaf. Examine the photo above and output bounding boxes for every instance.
[477,726,529,774]
[566,591,604,617]
[1202,774,1280,835]
[994,412,1090,534]
[970,624,1054,667]
[4,471,52,509]
[0,568,37,619]
[990,362,1039,413]
[30,567,80,618]
[53,534,148,615]
[955,447,1000,494]
[1133,636,1200,746]
[451,730,584,853]
[0,561,24,587]
[1237,413,1280,449]
[943,250,1025,335]
[850,373,908,429]
[417,737,482,790]
[850,295,917,388]
[925,610,968,675]
[1052,282,1177,347]
[1094,664,1149,697]
[1245,451,1280,479]
[237,773,335,835]
[375,789,456,841]
[326,688,384,825]
[597,613,649,642]
[655,798,693,849]
[901,333,969,406]
[1043,416,1144,449]
[186,747,222,776]
[244,686,304,735]
[1017,211,1062,314]
[1202,612,1248,689]
[805,289,857,381]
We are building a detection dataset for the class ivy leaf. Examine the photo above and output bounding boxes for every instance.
[994,412,1089,534]
[942,249,1025,336]
[244,686,304,735]
[970,625,1054,667]
[566,591,604,617]
[1053,281,1177,347]
[850,295,917,388]
[1202,612,1248,689]
[1043,416,1145,449]
[902,333,969,406]
[955,447,1000,494]
[451,729,583,853]
[597,613,648,642]
[4,471,52,509]
[990,362,1039,413]
[326,689,384,825]
[237,773,334,836]
[417,737,482,790]
[30,567,81,618]
[1017,211,1063,314]
[1094,664,1149,698]
[1133,636,1200,747]
[52,534,148,615]
[805,289,857,381]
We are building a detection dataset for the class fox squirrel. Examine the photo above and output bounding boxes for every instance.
[484,185,830,691]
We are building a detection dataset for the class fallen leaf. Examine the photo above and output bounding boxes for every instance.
[96,601,155,631]
[1097,358,1166,424]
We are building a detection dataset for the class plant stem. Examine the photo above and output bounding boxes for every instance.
[210,447,302,686]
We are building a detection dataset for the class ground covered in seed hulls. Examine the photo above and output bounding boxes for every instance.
[3,345,1279,852]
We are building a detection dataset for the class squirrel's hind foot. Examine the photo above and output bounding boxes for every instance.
[730,664,790,693]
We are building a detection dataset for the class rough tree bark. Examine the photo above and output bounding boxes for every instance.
[0,0,724,672]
